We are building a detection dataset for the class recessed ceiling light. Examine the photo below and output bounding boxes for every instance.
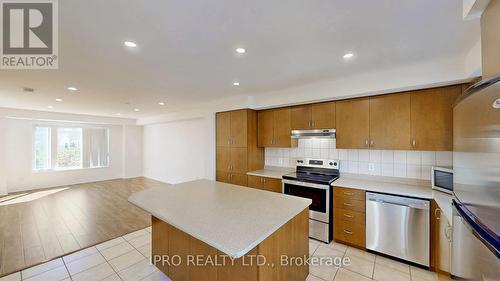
[235,47,246,54]
[134,108,140,112]
[233,82,240,86]
[124,41,137,48]
[343,53,354,59]
[67,87,77,91]
[55,98,63,102]
[115,113,121,116]
[47,105,53,109]
[158,102,165,106]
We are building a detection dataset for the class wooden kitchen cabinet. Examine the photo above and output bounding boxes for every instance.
[410,85,462,151]
[369,93,411,150]
[291,102,335,130]
[336,98,370,149]
[247,175,282,193]
[333,186,366,248]
[430,200,452,274]
[216,109,248,148]
[257,108,296,147]
[216,109,264,186]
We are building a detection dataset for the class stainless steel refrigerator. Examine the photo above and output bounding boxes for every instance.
[452,74,500,280]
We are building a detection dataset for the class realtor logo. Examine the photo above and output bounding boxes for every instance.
[1,0,58,69]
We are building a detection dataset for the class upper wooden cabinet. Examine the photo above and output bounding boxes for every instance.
[336,85,463,150]
[410,85,461,151]
[291,102,335,130]
[257,108,296,147]
[369,94,411,150]
[336,99,370,149]
[216,109,264,186]
[216,110,248,148]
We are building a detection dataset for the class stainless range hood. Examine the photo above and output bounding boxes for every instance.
[291,129,336,139]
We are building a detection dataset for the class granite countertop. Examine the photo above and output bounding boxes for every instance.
[247,166,295,179]
[128,179,311,258]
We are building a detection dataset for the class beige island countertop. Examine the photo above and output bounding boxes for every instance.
[128,179,311,258]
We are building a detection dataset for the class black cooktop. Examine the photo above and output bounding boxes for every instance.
[282,166,339,185]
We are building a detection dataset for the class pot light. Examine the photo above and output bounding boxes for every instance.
[343,53,354,59]
[233,82,240,86]
[158,102,165,106]
[47,105,53,109]
[235,47,246,54]
[67,87,78,91]
[115,113,121,116]
[134,108,140,112]
[124,41,137,48]
[55,98,63,102]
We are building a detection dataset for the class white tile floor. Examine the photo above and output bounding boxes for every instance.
[1,229,445,281]
[0,226,167,281]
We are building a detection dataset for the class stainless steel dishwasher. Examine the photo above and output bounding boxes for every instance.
[366,192,430,266]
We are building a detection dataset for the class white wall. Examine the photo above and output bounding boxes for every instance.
[0,107,143,194]
[0,116,7,195]
[143,116,215,184]
[123,125,143,178]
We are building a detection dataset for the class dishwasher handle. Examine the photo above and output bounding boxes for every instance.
[366,192,430,210]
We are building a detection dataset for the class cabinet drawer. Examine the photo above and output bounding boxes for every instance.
[334,196,365,213]
[334,186,365,200]
[334,208,365,224]
[334,220,365,248]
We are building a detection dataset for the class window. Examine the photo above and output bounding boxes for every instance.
[32,126,109,171]
[33,127,51,170]
[57,128,83,169]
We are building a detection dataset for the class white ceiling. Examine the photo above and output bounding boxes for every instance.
[0,0,480,118]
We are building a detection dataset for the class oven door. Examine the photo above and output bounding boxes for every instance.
[282,179,330,223]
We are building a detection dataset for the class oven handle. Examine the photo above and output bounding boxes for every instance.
[282,179,330,190]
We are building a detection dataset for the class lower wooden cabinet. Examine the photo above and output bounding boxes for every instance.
[333,186,366,248]
[216,171,248,186]
[247,175,282,193]
[431,200,452,274]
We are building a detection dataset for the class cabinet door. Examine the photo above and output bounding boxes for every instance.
[257,110,275,147]
[216,147,230,172]
[369,94,411,150]
[216,171,230,184]
[273,108,293,147]
[311,102,335,129]
[230,173,248,186]
[247,175,263,189]
[336,99,370,149]
[410,86,461,151]
[230,148,248,173]
[262,178,282,193]
[291,105,312,130]
[216,112,231,147]
[230,110,248,148]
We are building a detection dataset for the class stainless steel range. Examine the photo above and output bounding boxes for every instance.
[282,158,339,243]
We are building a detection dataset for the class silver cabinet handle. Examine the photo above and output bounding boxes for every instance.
[228,139,231,145]
[263,178,267,183]
[343,214,354,218]
[370,140,374,146]
[445,225,453,242]
[311,121,315,127]
[365,139,369,146]
[412,138,416,148]
[343,203,353,207]
[435,208,441,220]
[343,192,354,196]
[343,230,353,235]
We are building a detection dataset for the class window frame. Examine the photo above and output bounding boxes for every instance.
[32,124,111,172]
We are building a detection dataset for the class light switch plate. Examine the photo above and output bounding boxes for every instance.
[368,163,375,171]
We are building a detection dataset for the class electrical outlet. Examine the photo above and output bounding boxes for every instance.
[368,163,375,171]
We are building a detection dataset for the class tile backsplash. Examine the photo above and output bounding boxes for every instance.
[264,139,452,180]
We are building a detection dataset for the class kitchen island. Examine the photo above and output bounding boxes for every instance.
[128,179,311,281]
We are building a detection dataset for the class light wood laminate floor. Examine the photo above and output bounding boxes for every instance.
[0,177,166,277]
